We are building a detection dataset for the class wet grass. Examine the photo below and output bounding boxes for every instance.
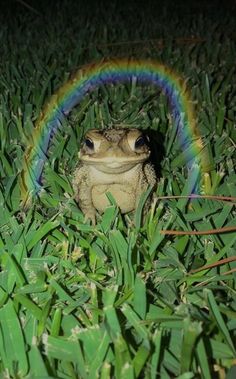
[0,1,236,378]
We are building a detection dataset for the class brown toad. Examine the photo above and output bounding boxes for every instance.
[72,128,157,224]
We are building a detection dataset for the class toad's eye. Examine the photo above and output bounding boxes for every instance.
[84,138,94,149]
[135,136,146,149]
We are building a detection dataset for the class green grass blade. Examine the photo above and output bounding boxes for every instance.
[0,300,29,376]
[207,289,236,355]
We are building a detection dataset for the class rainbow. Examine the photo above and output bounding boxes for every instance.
[21,59,205,206]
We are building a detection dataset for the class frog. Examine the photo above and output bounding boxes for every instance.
[72,128,157,224]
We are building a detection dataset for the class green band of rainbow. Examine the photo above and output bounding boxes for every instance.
[21,59,203,205]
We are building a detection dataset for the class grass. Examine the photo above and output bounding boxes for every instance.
[0,0,236,378]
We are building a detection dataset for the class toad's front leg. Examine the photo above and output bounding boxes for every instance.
[72,166,97,225]
[135,163,157,216]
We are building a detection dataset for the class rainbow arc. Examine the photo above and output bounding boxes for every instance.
[21,59,204,205]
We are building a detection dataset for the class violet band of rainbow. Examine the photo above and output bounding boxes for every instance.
[21,59,204,205]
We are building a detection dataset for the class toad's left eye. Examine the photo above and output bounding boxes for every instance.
[84,138,94,149]
[135,136,146,149]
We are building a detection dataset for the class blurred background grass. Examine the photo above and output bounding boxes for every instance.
[0,0,236,378]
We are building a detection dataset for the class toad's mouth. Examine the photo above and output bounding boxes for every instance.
[80,154,150,173]
[80,153,150,165]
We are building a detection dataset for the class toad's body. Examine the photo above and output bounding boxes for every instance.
[77,163,149,214]
[72,128,157,223]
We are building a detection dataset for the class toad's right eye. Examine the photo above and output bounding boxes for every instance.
[84,138,94,149]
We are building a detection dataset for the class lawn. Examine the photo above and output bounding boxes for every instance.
[0,0,236,378]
